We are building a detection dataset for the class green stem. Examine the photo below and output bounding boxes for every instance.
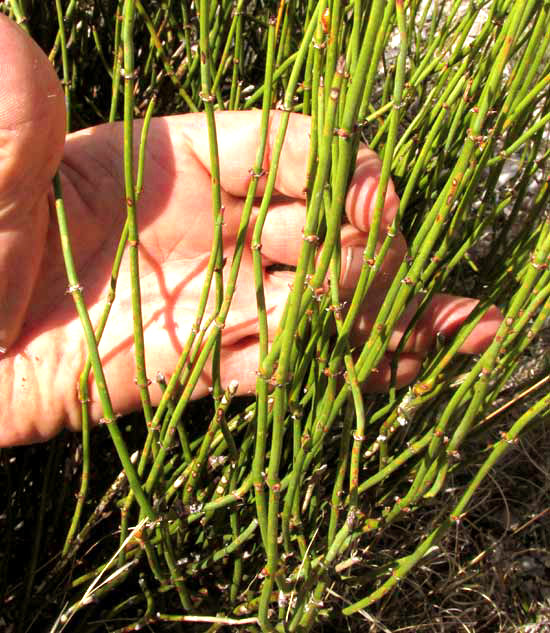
[53,172,155,520]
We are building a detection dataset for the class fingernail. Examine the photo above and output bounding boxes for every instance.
[341,246,364,289]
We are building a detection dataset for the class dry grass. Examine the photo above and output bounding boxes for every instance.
[322,369,550,633]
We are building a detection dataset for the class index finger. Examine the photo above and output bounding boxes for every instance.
[178,110,400,231]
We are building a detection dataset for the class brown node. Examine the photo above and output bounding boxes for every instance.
[311,286,326,302]
[198,91,215,103]
[120,68,139,80]
[213,257,228,273]
[530,254,547,270]
[276,101,293,112]
[303,232,321,244]
[321,7,330,33]
[451,512,466,523]
[334,127,352,139]
[134,377,152,388]
[323,367,344,378]
[78,393,91,404]
[232,489,244,501]
[248,167,266,179]
[499,431,519,445]
[327,302,347,313]
[65,284,83,295]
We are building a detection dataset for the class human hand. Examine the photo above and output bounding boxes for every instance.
[0,15,502,446]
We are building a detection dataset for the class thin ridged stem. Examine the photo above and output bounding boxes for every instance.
[310,0,405,442]
[323,0,343,110]
[118,98,159,562]
[108,2,124,122]
[212,0,245,94]
[122,0,155,441]
[229,6,243,109]
[327,400,354,544]
[53,172,155,520]
[49,0,77,61]
[198,0,224,405]
[183,380,238,503]
[357,0,395,125]
[250,16,277,548]
[54,0,71,131]
[135,0,196,112]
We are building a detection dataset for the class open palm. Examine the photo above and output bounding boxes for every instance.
[0,16,501,446]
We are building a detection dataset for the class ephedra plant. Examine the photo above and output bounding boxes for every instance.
[1,0,549,631]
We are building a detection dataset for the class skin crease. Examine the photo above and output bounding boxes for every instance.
[0,15,503,446]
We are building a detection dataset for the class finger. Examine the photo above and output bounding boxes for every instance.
[353,294,503,355]
[259,204,371,271]
[208,337,263,397]
[215,345,422,397]
[88,331,265,421]
[397,294,503,354]
[326,227,407,298]
[345,145,400,232]
[258,196,407,290]
[180,110,309,198]
[179,111,400,232]
[0,15,66,350]
[363,353,423,392]
[252,198,307,265]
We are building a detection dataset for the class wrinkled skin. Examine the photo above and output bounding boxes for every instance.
[0,15,502,446]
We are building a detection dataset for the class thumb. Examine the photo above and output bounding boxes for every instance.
[0,15,66,351]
